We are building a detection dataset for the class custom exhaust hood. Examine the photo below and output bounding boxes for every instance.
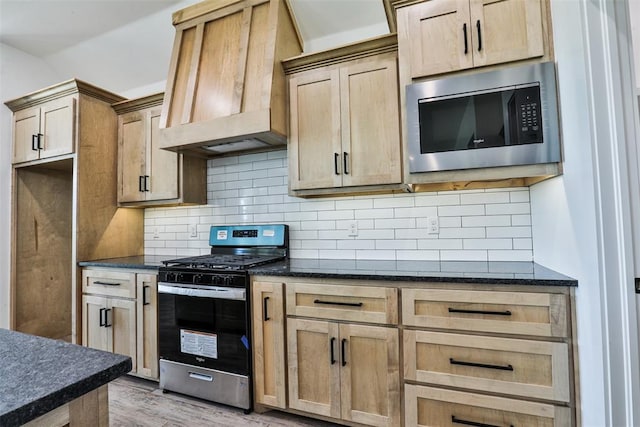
[157,0,302,157]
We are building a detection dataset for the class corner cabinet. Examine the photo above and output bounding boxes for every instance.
[113,94,206,207]
[283,34,404,197]
[394,0,551,79]
[157,0,302,156]
[5,80,144,343]
[81,267,158,381]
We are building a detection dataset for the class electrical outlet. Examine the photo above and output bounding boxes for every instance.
[189,224,198,238]
[427,217,439,234]
[153,227,160,239]
[348,221,358,237]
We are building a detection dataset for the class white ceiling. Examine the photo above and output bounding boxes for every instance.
[0,0,389,96]
[0,0,389,56]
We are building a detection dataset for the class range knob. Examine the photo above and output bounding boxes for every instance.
[223,276,233,286]
[193,274,203,284]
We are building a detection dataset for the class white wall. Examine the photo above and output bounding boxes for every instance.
[629,0,640,90]
[0,43,63,329]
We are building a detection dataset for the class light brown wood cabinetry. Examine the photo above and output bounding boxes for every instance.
[402,285,575,427]
[158,0,301,156]
[82,268,158,381]
[12,96,75,164]
[113,94,206,207]
[5,80,143,343]
[252,280,286,409]
[395,0,549,79]
[284,34,404,197]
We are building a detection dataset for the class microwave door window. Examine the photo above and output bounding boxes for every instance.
[419,96,476,154]
[473,91,509,148]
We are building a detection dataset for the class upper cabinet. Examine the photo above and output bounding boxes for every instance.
[394,0,550,79]
[284,34,404,197]
[113,94,206,207]
[158,0,302,157]
[11,95,77,164]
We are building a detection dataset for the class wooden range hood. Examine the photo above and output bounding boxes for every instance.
[158,0,302,157]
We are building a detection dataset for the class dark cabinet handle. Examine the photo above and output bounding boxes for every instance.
[139,176,145,192]
[314,299,363,307]
[31,134,38,151]
[143,285,150,305]
[263,296,270,321]
[343,152,349,174]
[334,153,340,175]
[450,358,514,371]
[99,308,106,327]
[452,415,513,427]
[104,308,112,327]
[94,281,121,287]
[448,307,512,316]
[463,23,468,54]
[476,20,482,51]
[330,337,336,365]
[144,175,150,192]
[37,133,43,150]
[341,339,347,367]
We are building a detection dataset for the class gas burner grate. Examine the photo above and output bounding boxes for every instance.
[162,254,284,270]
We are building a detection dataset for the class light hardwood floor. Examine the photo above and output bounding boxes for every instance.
[108,376,339,427]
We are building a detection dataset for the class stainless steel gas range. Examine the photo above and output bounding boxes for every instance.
[157,224,288,411]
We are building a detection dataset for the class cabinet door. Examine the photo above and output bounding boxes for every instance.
[288,69,342,190]
[339,324,400,427]
[12,106,40,163]
[147,108,179,201]
[252,281,286,408]
[470,0,544,67]
[39,97,75,159]
[119,111,146,203]
[400,0,473,78]
[136,274,158,380]
[340,54,402,187]
[82,295,109,352]
[108,298,137,372]
[287,318,340,418]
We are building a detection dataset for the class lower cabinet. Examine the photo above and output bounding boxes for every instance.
[81,268,158,381]
[287,318,400,427]
[250,276,576,427]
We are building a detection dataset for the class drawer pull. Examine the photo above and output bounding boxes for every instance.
[448,307,512,316]
[94,281,121,287]
[313,299,363,307]
[449,358,514,371]
[452,415,513,427]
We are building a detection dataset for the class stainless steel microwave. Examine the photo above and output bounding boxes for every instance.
[406,61,561,173]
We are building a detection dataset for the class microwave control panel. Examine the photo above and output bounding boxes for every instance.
[514,86,542,144]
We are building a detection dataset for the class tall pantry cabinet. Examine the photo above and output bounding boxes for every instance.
[5,80,144,343]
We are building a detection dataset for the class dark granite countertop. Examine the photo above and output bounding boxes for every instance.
[249,259,577,286]
[78,256,577,287]
[78,255,171,270]
[0,329,132,426]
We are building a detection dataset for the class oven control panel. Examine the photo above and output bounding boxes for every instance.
[158,270,246,288]
[209,224,288,247]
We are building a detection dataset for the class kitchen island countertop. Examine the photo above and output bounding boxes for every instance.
[0,329,131,426]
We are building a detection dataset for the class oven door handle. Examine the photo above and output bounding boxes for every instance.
[158,283,246,301]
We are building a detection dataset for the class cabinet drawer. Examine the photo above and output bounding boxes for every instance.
[82,269,136,298]
[405,384,571,427]
[286,282,398,324]
[404,330,570,403]
[402,288,567,337]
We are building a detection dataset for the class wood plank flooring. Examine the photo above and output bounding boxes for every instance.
[108,376,338,426]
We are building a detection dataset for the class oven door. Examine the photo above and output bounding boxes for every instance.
[158,283,249,375]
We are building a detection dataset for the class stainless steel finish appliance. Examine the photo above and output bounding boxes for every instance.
[406,61,561,173]
[158,224,288,412]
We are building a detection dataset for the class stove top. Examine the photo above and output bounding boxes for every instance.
[161,253,285,271]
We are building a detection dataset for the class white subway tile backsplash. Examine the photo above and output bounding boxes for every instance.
[146,150,535,262]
